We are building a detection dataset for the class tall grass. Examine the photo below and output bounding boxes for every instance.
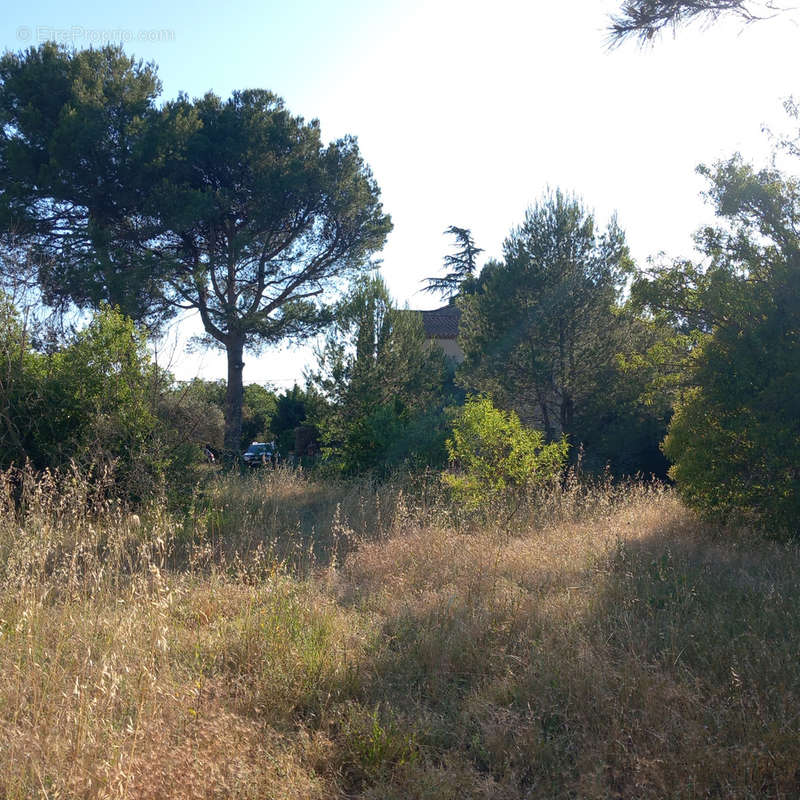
[1,465,799,798]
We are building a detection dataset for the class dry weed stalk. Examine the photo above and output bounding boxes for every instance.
[1,465,799,798]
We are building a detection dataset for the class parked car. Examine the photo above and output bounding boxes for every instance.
[242,442,275,467]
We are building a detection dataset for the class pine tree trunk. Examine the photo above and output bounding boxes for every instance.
[223,336,245,463]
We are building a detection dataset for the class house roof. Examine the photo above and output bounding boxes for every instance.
[419,304,461,339]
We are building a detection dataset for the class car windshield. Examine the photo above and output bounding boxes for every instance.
[245,444,269,455]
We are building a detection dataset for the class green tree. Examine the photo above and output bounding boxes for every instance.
[153,91,391,459]
[0,294,50,468]
[0,44,392,461]
[0,43,171,327]
[0,298,224,503]
[0,304,166,500]
[241,384,278,450]
[573,310,672,477]
[309,275,449,473]
[270,384,325,455]
[458,190,633,451]
[48,306,162,499]
[636,156,800,530]
[423,226,483,300]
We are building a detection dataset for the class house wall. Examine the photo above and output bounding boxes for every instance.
[432,337,464,363]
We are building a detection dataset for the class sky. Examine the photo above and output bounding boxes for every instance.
[2,0,799,388]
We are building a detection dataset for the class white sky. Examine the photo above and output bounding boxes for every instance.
[3,0,799,388]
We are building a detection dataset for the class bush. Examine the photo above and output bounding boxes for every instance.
[443,396,568,511]
[0,302,210,506]
[635,157,800,534]
[663,309,800,533]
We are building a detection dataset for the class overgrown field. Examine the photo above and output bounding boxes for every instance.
[1,468,799,798]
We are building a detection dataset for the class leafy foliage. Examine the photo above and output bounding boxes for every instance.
[157,378,226,453]
[309,275,450,474]
[637,156,800,530]
[270,384,325,455]
[0,43,170,327]
[0,303,167,500]
[422,226,483,300]
[0,301,235,504]
[0,294,49,465]
[457,190,652,472]
[574,312,672,477]
[443,396,568,511]
[241,384,278,450]
[0,44,392,457]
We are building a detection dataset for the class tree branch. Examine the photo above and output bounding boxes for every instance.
[608,0,786,46]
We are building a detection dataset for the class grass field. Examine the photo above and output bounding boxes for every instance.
[1,467,799,798]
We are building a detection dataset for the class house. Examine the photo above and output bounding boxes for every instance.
[417,301,464,363]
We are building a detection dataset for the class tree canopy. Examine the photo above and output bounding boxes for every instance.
[458,189,633,440]
[422,226,483,300]
[634,156,800,529]
[308,274,449,473]
[0,43,169,325]
[151,89,391,454]
[0,44,392,457]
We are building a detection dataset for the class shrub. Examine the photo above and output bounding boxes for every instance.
[663,307,800,533]
[0,302,211,506]
[443,396,568,511]
[635,157,800,534]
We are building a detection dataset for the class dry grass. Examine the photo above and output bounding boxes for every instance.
[1,467,799,798]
